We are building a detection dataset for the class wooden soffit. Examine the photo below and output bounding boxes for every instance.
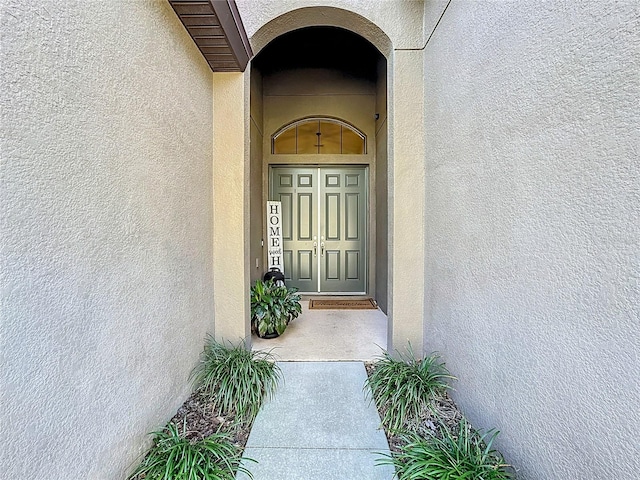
[168,0,253,72]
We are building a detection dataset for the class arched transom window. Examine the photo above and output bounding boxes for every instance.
[272,117,366,155]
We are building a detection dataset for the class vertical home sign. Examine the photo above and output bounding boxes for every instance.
[266,201,284,274]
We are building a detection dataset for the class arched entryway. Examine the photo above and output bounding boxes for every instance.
[215,5,430,356]
[249,25,389,309]
[208,4,427,356]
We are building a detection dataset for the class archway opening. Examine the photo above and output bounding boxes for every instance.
[249,26,388,310]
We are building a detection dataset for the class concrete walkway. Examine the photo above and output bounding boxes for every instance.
[236,361,395,480]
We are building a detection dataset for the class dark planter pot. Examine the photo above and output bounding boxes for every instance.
[259,331,280,339]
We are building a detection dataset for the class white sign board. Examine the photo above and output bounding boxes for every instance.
[266,201,284,274]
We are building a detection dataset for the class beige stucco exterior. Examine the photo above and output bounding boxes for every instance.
[2,0,638,479]
[1,1,215,477]
[420,2,640,478]
[388,49,428,354]
[212,72,251,343]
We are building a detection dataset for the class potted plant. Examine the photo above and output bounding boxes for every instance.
[250,279,302,338]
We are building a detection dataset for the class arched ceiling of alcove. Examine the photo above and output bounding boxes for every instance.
[252,27,381,80]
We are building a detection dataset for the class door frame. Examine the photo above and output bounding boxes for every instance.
[268,164,369,295]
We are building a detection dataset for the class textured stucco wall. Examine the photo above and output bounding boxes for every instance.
[250,68,264,283]
[375,56,389,314]
[389,48,427,354]
[1,1,214,478]
[423,1,640,478]
[212,72,251,343]
[237,0,423,53]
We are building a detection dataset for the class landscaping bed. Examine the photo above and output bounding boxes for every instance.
[129,338,513,479]
[364,352,514,479]
[167,389,253,449]
[128,339,278,480]
[365,361,463,453]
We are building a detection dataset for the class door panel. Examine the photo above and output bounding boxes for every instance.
[270,166,366,293]
[345,193,360,240]
[280,193,293,240]
[325,193,340,240]
[270,168,318,292]
[297,194,313,240]
[345,250,360,280]
[319,168,367,293]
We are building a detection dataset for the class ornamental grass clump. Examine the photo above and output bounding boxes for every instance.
[190,336,281,421]
[128,421,253,480]
[379,420,513,480]
[365,347,455,433]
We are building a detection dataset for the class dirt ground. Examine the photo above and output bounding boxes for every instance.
[168,389,253,449]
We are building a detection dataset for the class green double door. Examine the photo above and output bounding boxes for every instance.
[270,166,368,294]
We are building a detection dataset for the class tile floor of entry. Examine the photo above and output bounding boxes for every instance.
[251,297,388,362]
[236,362,395,480]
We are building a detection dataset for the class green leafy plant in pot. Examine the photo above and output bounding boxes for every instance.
[250,279,302,338]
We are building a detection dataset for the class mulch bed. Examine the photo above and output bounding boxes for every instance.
[167,389,253,448]
[129,389,253,480]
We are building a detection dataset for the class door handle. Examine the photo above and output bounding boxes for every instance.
[320,242,325,256]
[313,241,317,257]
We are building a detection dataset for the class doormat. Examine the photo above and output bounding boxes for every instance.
[309,298,377,310]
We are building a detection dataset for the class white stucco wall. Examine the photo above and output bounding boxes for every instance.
[423,1,639,479]
[1,1,214,478]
